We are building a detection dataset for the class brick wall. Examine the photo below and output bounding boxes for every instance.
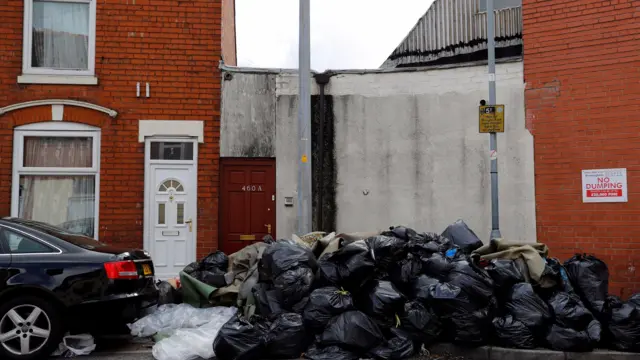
[0,0,222,258]
[523,0,640,297]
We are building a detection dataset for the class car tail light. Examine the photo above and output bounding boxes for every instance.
[104,261,138,280]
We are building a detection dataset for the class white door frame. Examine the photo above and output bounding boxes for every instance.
[143,136,198,268]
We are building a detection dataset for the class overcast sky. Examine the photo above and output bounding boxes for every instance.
[235,0,436,71]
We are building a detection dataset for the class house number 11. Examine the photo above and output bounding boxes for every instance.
[242,185,262,191]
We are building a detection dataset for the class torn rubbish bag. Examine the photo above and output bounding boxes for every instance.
[212,317,266,360]
[318,310,384,353]
[441,219,483,254]
[265,313,309,359]
[505,283,552,331]
[358,280,405,327]
[492,315,536,349]
[563,254,609,319]
[303,287,354,332]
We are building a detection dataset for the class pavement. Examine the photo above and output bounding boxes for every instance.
[50,340,640,360]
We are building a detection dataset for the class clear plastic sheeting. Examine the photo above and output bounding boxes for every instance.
[51,334,96,358]
[152,306,238,360]
[129,303,237,338]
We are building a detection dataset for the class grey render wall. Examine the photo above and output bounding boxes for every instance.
[221,61,536,243]
[221,72,277,157]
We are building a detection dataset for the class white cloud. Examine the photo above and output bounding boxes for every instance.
[236,0,435,71]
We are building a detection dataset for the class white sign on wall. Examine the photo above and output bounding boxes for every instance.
[581,168,628,203]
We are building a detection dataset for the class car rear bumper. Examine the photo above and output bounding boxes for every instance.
[68,288,158,334]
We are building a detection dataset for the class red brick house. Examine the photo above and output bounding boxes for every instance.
[523,0,640,296]
[0,0,236,279]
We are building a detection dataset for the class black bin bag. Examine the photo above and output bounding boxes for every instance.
[213,317,266,360]
[303,287,354,332]
[505,283,552,331]
[441,219,483,254]
[399,301,441,345]
[446,305,494,346]
[421,252,454,280]
[357,280,405,327]
[157,281,179,305]
[492,315,536,349]
[253,283,284,319]
[265,313,309,359]
[608,294,640,352]
[563,254,609,319]
[303,344,358,360]
[365,235,407,268]
[389,254,423,292]
[368,328,415,360]
[201,250,229,271]
[260,240,317,280]
[545,322,601,352]
[485,259,525,292]
[549,292,600,334]
[318,310,384,353]
[446,260,494,304]
[316,240,375,291]
[412,275,439,303]
[273,266,315,309]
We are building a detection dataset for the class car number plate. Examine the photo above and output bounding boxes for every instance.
[142,264,152,276]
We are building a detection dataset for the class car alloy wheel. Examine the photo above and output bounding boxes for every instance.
[0,305,51,356]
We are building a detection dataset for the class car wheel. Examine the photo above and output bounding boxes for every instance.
[0,295,64,360]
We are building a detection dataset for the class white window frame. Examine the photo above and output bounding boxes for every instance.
[11,122,101,239]
[19,0,98,85]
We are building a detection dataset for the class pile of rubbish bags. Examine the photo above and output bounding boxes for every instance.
[133,219,640,360]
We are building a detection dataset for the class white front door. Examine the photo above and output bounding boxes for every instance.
[149,165,197,279]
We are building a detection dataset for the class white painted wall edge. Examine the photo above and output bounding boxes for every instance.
[138,120,205,143]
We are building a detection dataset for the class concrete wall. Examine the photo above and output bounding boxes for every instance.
[221,61,536,243]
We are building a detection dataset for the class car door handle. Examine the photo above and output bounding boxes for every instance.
[46,268,63,276]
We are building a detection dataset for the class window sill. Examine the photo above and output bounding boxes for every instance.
[17,74,99,85]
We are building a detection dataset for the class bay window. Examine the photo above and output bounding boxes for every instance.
[12,124,101,238]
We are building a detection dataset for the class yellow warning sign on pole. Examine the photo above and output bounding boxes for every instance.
[479,105,505,133]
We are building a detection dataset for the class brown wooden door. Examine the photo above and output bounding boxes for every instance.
[220,158,276,254]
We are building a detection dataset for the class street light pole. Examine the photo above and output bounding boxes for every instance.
[297,0,312,235]
[487,0,501,240]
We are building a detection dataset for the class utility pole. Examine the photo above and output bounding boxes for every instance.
[297,0,312,235]
[487,0,501,240]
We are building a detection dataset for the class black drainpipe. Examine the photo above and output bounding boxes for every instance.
[314,72,331,232]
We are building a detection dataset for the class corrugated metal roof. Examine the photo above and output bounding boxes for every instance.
[382,0,522,68]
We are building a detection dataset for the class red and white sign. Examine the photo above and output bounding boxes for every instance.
[581,168,628,203]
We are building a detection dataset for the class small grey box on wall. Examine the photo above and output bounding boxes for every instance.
[284,197,294,207]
